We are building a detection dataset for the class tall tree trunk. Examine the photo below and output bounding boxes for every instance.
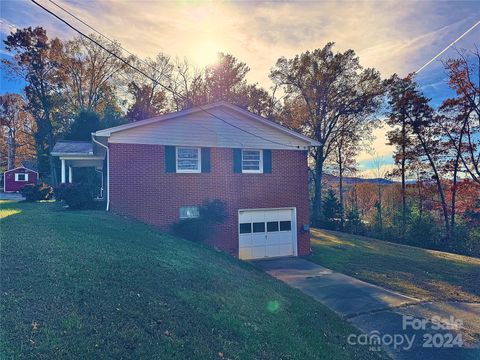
[377,185,383,236]
[7,129,16,170]
[401,118,407,231]
[420,140,451,237]
[46,120,57,185]
[338,149,344,230]
[450,147,462,231]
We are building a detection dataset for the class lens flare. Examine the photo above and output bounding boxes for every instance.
[267,300,280,313]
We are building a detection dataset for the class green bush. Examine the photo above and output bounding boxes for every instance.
[344,209,365,235]
[20,183,54,202]
[405,213,441,248]
[170,218,210,242]
[54,183,95,210]
[448,225,480,257]
[171,199,227,242]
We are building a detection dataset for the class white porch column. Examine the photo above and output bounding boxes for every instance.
[61,159,66,183]
[68,166,73,183]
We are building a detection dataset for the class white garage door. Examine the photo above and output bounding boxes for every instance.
[238,208,296,260]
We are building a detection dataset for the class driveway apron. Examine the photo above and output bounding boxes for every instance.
[255,257,480,360]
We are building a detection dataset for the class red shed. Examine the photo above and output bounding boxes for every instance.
[3,166,38,192]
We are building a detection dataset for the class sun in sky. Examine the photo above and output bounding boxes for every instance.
[190,40,220,68]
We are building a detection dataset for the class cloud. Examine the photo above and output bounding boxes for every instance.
[10,0,479,85]
[0,19,18,35]
[356,124,395,163]
[2,0,479,170]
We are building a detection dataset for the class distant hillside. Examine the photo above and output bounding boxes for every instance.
[323,173,395,185]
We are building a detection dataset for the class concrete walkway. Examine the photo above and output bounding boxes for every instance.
[0,192,24,201]
[255,257,480,360]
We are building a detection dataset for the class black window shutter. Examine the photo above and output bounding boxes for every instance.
[165,146,176,173]
[263,149,272,173]
[233,148,242,173]
[201,148,211,173]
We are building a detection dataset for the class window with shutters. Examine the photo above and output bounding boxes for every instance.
[241,149,263,173]
[176,147,201,173]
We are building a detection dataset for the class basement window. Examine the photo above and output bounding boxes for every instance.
[179,206,200,219]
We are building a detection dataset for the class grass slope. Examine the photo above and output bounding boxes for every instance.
[309,228,480,302]
[0,201,385,360]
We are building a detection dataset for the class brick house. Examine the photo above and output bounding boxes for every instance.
[53,102,320,259]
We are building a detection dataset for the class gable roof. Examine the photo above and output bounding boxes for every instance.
[4,166,38,174]
[94,101,320,149]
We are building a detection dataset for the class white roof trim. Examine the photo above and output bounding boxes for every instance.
[3,166,38,175]
[94,101,321,146]
[51,151,94,156]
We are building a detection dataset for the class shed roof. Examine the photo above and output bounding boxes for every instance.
[4,166,38,174]
[51,141,93,156]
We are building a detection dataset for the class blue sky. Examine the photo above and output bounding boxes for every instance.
[1,0,479,175]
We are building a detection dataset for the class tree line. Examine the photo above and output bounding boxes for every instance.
[1,26,479,255]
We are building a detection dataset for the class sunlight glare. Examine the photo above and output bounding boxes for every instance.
[191,40,219,68]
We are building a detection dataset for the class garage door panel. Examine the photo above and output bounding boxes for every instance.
[251,246,267,259]
[250,211,266,222]
[238,208,296,260]
[266,233,291,246]
[277,210,293,221]
[239,234,253,247]
[239,247,252,260]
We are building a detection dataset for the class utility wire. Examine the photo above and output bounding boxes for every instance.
[30,0,300,148]
[46,0,166,80]
[415,19,480,74]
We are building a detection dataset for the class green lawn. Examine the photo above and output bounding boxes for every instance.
[0,201,386,360]
[308,228,480,303]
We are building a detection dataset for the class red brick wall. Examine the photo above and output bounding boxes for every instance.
[109,143,310,257]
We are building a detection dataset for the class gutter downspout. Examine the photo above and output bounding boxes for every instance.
[92,134,110,211]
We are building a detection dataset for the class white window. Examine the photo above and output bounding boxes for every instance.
[15,173,28,182]
[242,149,263,173]
[179,206,200,219]
[176,147,201,173]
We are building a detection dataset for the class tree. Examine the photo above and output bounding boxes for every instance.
[386,76,451,236]
[66,111,100,141]
[329,120,371,229]
[441,49,480,184]
[170,58,207,111]
[0,94,36,169]
[270,43,383,225]
[58,35,126,114]
[385,75,418,230]
[127,83,168,121]
[126,53,172,121]
[3,27,63,182]
[170,53,273,116]
[322,188,342,229]
[205,53,249,103]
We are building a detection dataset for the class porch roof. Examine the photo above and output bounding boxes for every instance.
[51,141,93,156]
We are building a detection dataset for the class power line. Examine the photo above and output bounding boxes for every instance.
[46,0,167,81]
[415,19,480,74]
[29,0,300,149]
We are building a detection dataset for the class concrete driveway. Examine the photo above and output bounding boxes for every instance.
[255,257,480,360]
